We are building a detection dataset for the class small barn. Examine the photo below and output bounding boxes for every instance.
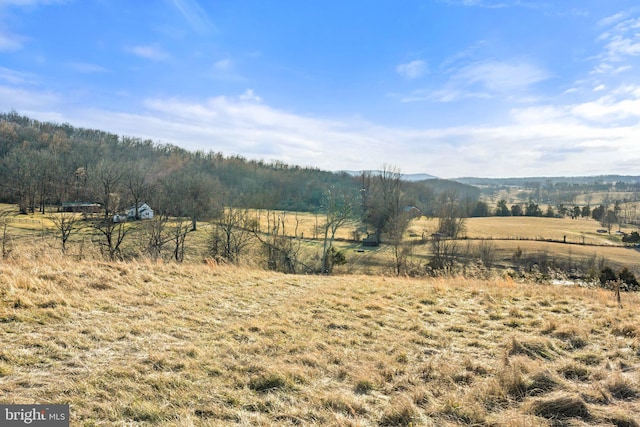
[60,202,102,213]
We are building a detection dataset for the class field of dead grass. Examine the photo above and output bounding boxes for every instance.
[1,250,639,426]
[411,217,633,246]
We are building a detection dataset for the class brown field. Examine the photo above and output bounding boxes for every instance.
[1,251,639,425]
[3,207,640,279]
[412,216,634,245]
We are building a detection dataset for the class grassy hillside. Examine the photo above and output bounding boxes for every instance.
[1,252,639,425]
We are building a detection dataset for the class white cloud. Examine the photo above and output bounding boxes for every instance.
[0,32,23,51]
[445,0,509,8]
[208,58,246,82]
[170,0,214,34]
[398,58,549,103]
[0,85,59,110]
[598,12,627,28]
[7,79,640,178]
[238,89,261,102]
[570,87,640,124]
[454,60,549,93]
[66,62,108,73]
[597,15,640,65]
[396,60,427,79]
[0,66,35,85]
[0,0,67,6]
[125,45,170,61]
[213,59,232,71]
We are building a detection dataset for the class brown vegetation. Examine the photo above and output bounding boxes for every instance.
[1,249,639,425]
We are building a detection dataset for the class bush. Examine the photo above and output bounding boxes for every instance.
[622,231,640,243]
[618,267,639,291]
[599,266,617,286]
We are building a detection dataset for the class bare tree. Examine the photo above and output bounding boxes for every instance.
[169,217,190,263]
[361,164,405,243]
[143,215,172,261]
[90,160,123,220]
[476,240,496,269]
[50,212,80,253]
[437,189,466,238]
[209,207,255,264]
[0,210,12,259]
[123,164,153,220]
[320,187,356,274]
[429,235,459,275]
[601,210,618,234]
[385,210,412,275]
[92,219,132,261]
[254,211,303,273]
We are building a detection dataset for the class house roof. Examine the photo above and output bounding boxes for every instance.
[127,202,151,211]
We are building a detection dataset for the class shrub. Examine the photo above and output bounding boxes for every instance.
[599,266,617,287]
[618,267,639,291]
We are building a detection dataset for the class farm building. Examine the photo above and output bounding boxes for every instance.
[60,202,102,213]
[126,202,154,220]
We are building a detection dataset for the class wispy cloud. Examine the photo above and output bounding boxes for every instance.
[170,0,214,34]
[396,60,427,79]
[11,82,633,178]
[125,45,170,61]
[443,0,543,9]
[444,0,509,8]
[598,15,640,63]
[598,12,627,28]
[0,85,59,111]
[454,60,549,93]
[0,66,36,85]
[0,0,68,6]
[66,62,108,73]
[206,58,247,82]
[0,31,23,51]
[397,58,549,103]
[213,59,232,71]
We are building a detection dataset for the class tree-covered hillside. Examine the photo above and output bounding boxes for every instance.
[0,112,477,219]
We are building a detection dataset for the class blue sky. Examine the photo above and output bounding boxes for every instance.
[2,0,640,177]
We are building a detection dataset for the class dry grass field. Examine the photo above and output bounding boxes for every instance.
[3,207,640,279]
[1,250,639,426]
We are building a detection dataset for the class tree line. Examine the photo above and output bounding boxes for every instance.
[0,112,480,270]
[0,112,480,217]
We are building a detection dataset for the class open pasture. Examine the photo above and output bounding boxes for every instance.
[1,252,639,425]
[462,216,633,245]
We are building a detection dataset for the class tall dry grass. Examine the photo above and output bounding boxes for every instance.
[1,250,639,425]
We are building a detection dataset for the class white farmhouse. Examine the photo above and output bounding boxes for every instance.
[126,202,154,220]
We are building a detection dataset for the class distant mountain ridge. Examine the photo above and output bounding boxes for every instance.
[341,170,438,182]
[453,175,640,186]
